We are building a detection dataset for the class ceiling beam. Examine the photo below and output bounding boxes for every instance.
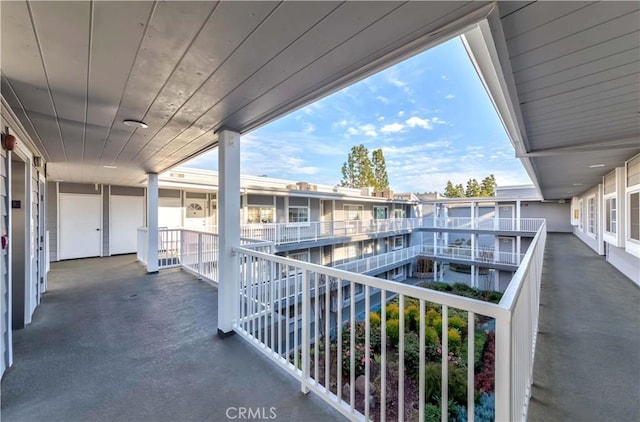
[517,137,640,157]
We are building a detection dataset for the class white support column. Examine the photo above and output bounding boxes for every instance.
[516,200,521,231]
[433,260,438,281]
[471,264,476,288]
[516,236,522,265]
[146,173,159,273]
[470,202,475,229]
[217,129,241,337]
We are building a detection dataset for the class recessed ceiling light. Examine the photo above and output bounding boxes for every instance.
[572,183,583,186]
[123,119,148,129]
[589,164,605,168]
[103,165,117,169]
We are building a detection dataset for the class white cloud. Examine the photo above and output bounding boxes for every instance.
[445,94,455,99]
[387,75,407,88]
[333,119,348,128]
[302,122,315,134]
[398,111,405,117]
[376,96,389,104]
[377,116,385,122]
[431,117,447,125]
[364,129,378,137]
[441,75,449,80]
[405,116,432,130]
[380,122,405,133]
[346,127,359,136]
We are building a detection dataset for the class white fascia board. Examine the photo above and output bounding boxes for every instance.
[461,15,544,200]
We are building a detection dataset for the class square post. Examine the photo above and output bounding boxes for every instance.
[218,129,241,336]
[147,173,159,273]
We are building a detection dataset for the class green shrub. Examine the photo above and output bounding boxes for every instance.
[461,330,488,370]
[425,325,440,347]
[404,305,420,332]
[426,308,440,326]
[387,319,400,346]
[386,303,400,320]
[403,331,421,380]
[448,328,462,355]
[370,312,381,327]
[448,315,467,331]
[424,362,468,406]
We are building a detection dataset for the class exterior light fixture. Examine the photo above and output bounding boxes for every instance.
[103,165,117,169]
[123,119,148,129]
[589,164,605,168]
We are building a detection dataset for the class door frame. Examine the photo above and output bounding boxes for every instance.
[58,192,103,260]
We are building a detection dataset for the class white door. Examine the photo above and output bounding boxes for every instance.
[59,194,102,260]
[159,197,182,228]
[184,199,207,229]
[110,195,144,255]
[497,237,516,264]
[498,205,515,230]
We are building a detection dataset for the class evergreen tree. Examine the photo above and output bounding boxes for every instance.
[443,175,497,198]
[371,148,390,191]
[465,179,482,197]
[444,181,465,198]
[479,174,496,197]
[340,144,378,188]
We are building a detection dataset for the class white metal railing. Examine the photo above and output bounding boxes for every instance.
[231,221,547,421]
[424,217,545,232]
[495,221,547,421]
[201,217,423,244]
[137,227,148,265]
[334,245,421,273]
[334,244,522,275]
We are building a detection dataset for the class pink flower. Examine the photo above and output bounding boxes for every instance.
[437,348,442,354]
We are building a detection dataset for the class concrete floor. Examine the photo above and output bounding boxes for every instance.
[1,255,343,422]
[528,234,640,422]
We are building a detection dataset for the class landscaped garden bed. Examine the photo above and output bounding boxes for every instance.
[295,283,501,421]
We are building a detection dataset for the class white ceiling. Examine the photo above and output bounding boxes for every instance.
[1,1,638,200]
[1,0,492,186]
[491,1,639,199]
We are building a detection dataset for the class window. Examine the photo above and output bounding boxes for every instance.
[630,192,639,241]
[374,206,388,220]
[186,202,205,218]
[393,235,403,250]
[605,198,617,234]
[344,205,363,221]
[579,200,584,231]
[288,251,310,262]
[392,266,404,280]
[288,206,309,223]
[587,196,596,236]
[393,209,405,219]
[247,206,274,223]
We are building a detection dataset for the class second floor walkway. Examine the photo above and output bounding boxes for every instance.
[528,234,640,421]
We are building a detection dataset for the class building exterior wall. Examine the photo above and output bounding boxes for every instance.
[573,185,604,255]
[521,201,571,232]
[607,244,640,287]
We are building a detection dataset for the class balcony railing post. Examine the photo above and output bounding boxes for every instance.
[197,232,203,279]
[495,309,512,422]
[301,269,310,394]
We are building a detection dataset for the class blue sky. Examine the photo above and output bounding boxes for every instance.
[184,37,532,193]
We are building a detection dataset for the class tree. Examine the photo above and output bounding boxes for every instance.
[371,148,389,191]
[480,174,496,197]
[465,179,482,197]
[442,174,496,198]
[340,144,382,189]
[444,181,465,198]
